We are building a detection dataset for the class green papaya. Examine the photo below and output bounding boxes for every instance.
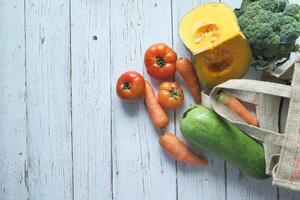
[180,105,268,179]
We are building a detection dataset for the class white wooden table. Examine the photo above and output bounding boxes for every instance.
[1,0,300,199]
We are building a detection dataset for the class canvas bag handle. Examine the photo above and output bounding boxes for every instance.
[205,80,289,146]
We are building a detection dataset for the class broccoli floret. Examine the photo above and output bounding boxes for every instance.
[238,15,254,29]
[236,0,300,69]
[258,0,287,12]
[240,0,253,12]
[246,2,264,14]
[280,23,299,37]
[284,4,300,21]
[270,13,299,31]
[254,10,273,23]
[262,33,281,58]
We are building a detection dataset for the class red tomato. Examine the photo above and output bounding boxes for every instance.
[116,71,145,100]
[158,82,184,109]
[144,43,177,80]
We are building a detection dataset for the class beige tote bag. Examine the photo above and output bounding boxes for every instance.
[202,58,300,191]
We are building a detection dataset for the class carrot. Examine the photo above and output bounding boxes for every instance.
[176,58,202,104]
[159,132,208,166]
[218,91,259,126]
[144,80,169,129]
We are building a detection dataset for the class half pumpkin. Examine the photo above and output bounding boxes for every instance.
[179,2,252,88]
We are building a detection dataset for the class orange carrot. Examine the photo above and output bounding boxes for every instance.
[159,132,208,166]
[176,58,202,104]
[144,80,169,129]
[218,91,259,126]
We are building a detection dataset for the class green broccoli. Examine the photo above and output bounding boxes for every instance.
[259,0,288,12]
[284,4,300,21]
[236,0,300,69]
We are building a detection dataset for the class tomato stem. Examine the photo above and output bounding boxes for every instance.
[156,57,166,67]
[122,81,131,90]
[170,88,180,99]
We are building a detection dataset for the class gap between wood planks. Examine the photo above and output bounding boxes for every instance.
[68,0,75,199]
[109,0,114,198]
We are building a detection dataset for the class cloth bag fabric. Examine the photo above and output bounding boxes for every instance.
[201,58,300,191]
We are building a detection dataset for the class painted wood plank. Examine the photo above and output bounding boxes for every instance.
[24,1,73,199]
[172,1,226,200]
[71,1,112,200]
[0,1,28,200]
[110,0,177,199]
[226,167,277,200]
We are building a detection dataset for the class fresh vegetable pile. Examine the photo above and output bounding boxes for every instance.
[116,43,206,166]
[115,1,299,179]
[236,0,300,69]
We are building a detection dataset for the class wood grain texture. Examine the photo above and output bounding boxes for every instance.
[0,1,28,199]
[226,167,277,200]
[110,0,176,199]
[71,0,112,200]
[172,0,226,200]
[25,0,73,199]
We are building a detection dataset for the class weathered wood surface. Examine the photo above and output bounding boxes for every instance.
[71,1,112,200]
[1,0,300,199]
[24,0,73,199]
[0,1,27,200]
